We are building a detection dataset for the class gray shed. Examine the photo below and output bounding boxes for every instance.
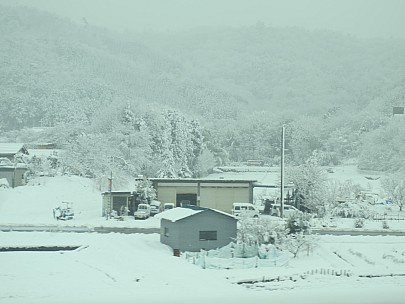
[159,207,237,253]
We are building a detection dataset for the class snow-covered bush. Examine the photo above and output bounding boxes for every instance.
[285,212,312,234]
[278,233,318,258]
[354,218,365,228]
[237,217,285,246]
[237,216,317,259]
[332,200,373,219]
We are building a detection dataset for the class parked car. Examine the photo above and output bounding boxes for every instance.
[270,203,301,217]
[150,200,162,216]
[134,203,151,219]
[163,203,175,211]
[232,202,260,219]
[179,200,191,207]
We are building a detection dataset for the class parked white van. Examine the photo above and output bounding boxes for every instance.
[232,203,260,219]
[271,204,301,217]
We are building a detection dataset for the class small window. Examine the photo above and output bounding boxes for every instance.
[164,227,169,237]
[199,231,217,241]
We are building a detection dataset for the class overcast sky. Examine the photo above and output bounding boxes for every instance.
[2,0,405,38]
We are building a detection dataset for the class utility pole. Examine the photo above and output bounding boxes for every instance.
[107,171,113,220]
[280,125,285,218]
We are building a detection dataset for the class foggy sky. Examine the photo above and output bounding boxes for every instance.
[2,0,405,38]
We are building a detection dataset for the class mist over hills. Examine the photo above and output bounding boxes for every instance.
[1,5,405,172]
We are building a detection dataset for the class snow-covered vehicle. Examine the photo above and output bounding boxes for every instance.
[134,203,151,219]
[150,200,162,216]
[163,203,175,211]
[53,202,74,220]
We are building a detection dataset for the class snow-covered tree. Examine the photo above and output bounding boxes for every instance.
[278,233,318,258]
[134,177,156,204]
[157,115,177,178]
[286,155,328,215]
[381,175,405,212]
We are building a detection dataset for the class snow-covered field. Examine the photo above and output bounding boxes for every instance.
[1,168,405,303]
[1,232,405,304]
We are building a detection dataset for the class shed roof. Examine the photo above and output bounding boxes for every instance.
[156,207,203,222]
[0,143,28,155]
[156,207,236,222]
[149,178,257,183]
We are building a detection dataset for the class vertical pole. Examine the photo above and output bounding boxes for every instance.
[12,163,16,188]
[108,171,112,220]
[280,125,285,218]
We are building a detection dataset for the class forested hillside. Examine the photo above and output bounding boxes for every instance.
[1,5,405,178]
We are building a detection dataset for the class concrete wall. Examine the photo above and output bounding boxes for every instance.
[160,210,237,252]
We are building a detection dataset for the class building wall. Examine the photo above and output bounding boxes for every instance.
[0,167,27,187]
[157,185,198,205]
[101,193,132,216]
[14,167,26,187]
[160,210,237,252]
[157,187,177,204]
[155,181,252,214]
[200,186,250,213]
[160,219,181,249]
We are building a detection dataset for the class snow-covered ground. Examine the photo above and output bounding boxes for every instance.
[1,168,405,303]
[1,232,405,304]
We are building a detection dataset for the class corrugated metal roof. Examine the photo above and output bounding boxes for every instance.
[0,143,27,155]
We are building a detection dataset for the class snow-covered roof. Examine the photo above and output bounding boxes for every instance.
[156,207,203,222]
[209,208,237,219]
[156,207,236,222]
[149,178,257,183]
[0,143,28,155]
[28,149,63,158]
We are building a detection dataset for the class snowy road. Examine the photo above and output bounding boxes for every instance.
[1,224,404,236]
[0,225,160,234]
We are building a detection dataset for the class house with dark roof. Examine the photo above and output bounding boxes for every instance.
[158,207,237,253]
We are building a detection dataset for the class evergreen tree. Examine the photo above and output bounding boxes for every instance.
[134,177,156,204]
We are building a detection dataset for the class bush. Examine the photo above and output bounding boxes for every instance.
[354,218,365,228]
[332,200,373,219]
[285,212,312,235]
